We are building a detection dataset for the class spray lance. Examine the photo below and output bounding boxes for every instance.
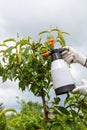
[42,39,75,95]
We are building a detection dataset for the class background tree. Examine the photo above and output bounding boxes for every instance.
[0,103,6,130]
[0,103,17,130]
[7,100,44,130]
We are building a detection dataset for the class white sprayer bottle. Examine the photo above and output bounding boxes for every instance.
[51,48,75,95]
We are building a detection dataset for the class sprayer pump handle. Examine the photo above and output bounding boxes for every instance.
[59,48,67,53]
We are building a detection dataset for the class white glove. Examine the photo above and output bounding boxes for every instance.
[62,46,87,65]
[72,79,87,95]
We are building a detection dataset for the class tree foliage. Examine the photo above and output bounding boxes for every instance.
[0,27,67,123]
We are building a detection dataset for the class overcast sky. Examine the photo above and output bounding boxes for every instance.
[0,0,87,110]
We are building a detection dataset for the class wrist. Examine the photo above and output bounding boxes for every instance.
[84,59,87,67]
[77,53,87,66]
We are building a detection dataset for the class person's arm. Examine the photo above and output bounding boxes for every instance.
[62,46,87,67]
[72,79,87,95]
[62,46,87,95]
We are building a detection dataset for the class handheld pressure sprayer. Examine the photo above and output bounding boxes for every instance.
[42,39,75,95]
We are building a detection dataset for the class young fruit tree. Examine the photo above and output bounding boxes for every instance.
[0,28,87,129]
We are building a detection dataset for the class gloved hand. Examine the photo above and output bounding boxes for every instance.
[72,79,87,95]
[62,46,87,65]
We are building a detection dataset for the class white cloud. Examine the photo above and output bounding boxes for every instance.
[0,79,42,110]
[0,0,87,41]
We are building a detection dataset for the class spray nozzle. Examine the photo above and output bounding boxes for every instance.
[42,47,67,60]
[41,36,67,58]
[42,52,50,57]
[41,38,55,57]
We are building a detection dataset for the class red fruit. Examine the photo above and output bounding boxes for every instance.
[49,39,55,47]
[42,52,49,57]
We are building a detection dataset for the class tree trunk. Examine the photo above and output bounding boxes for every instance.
[41,89,49,123]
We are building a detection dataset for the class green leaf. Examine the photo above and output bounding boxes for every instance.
[53,97,60,104]
[58,31,66,47]
[24,46,30,54]
[50,28,59,32]
[7,46,15,55]
[39,30,49,35]
[23,36,31,40]
[3,38,16,43]
[58,106,70,115]
[0,43,8,47]
[2,70,8,82]
[0,64,3,76]
[61,32,70,35]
